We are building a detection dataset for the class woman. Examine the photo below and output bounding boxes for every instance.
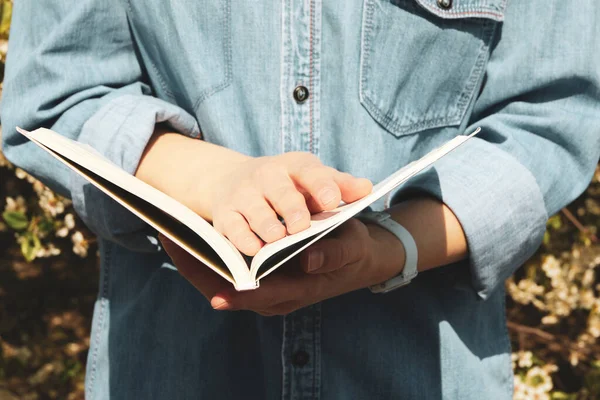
[2,0,599,399]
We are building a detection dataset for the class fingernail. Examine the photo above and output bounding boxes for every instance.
[211,297,232,310]
[308,250,324,272]
[243,235,258,247]
[266,223,284,235]
[319,188,336,205]
[287,211,304,226]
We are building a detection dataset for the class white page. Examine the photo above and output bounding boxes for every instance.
[17,128,257,290]
[250,128,480,281]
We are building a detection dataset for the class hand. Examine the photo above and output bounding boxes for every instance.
[160,219,406,316]
[211,152,372,256]
[135,130,372,257]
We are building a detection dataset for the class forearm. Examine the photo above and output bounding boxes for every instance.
[386,196,468,273]
[135,128,250,221]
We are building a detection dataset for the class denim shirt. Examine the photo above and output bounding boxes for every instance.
[3,0,600,399]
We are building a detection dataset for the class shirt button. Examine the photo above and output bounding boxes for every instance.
[437,0,452,9]
[291,350,309,367]
[293,86,309,103]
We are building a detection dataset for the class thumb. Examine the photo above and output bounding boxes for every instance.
[302,219,368,274]
[159,233,178,257]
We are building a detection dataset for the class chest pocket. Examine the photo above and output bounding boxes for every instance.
[360,0,506,137]
[126,0,232,112]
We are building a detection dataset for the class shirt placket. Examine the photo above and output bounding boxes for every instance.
[282,304,322,400]
[280,0,322,399]
[280,0,321,155]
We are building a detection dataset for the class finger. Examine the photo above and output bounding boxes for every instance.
[212,250,381,314]
[332,172,373,203]
[290,165,342,211]
[211,272,328,311]
[301,219,370,273]
[215,210,263,256]
[234,196,286,243]
[159,234,230,300]
[259,169,311,235]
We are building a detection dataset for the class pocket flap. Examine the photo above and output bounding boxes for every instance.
[415,0,506,21]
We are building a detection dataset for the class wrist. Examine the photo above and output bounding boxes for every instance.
[136,130,252,221]
[365,222,407,282]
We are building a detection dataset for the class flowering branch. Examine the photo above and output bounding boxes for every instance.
[561,207,598,244]
[508,321,600,361]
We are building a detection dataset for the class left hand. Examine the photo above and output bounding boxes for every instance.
[162,218,406,316]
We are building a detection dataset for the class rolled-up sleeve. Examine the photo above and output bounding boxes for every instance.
[392,1,600,300]
[1,0,199,251]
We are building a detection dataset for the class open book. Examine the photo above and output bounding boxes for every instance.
[17,127,479,291]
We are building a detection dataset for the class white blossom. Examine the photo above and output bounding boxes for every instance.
[64,213,75,229]
[71,231,89,258]
[55,226,69,238]
[14,168,28,179]
[38,189,66,217]
[541,315,558,325]
[524,366,553,393]
[517,351,533,369]
[36,243,61,258]
[4,196,27,214]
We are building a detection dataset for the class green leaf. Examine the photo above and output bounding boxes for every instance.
[0,1,12,37]
[37,217,55,235]
[525,264,538,281]
[61,359,82,382]
[2,211,29,230]
[20,233,41,262]
[543,231,551,246]
[547,214,562,230]
[551,392,577,400]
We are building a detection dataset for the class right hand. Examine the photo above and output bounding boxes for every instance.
[211,152,372,256]
[136,131,372,257]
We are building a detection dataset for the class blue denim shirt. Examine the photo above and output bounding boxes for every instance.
[3,1,600,399]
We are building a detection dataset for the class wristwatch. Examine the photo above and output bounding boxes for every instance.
[356,211,418,293]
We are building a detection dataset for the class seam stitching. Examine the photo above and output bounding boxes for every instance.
[86,242,112,400]
[501,288,515,398]
[309,0,314,154]
[359,0,497,137]
[415,0,506,20]
[125,0,175,100]
[192,0,233,112]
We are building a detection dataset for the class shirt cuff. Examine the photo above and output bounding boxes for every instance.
[70,94,200,251]
[390,137,548,300]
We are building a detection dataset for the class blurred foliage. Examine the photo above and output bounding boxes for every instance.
[0,0,10,39]
[0,145,97,400]
[508,166,600,400]
[0,1,598,399]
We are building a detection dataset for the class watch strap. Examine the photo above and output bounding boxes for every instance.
[356,211,418,293]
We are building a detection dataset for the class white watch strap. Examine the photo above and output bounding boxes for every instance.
[356,211,418,293]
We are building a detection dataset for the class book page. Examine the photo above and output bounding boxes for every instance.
[250,128,480,281]
[17,128,257,291]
